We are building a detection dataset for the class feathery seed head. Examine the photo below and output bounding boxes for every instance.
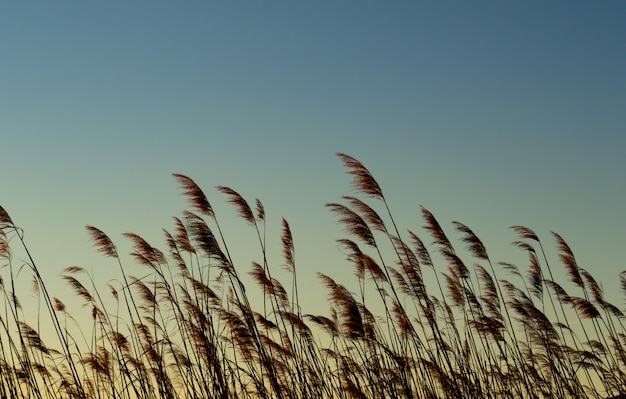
[336,152,384,200]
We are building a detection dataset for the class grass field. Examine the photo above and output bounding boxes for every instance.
[0,153,623,398]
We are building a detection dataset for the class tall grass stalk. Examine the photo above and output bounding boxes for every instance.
[0,153,624,398]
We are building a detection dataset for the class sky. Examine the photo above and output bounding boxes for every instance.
[1,2,625,329]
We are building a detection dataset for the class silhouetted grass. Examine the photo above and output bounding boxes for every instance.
[0,153,624,398]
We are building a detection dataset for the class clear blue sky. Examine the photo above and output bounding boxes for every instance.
[1,2,625,320]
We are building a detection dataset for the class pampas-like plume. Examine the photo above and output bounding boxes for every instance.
[280,311,313,341]
[552,232,583,288]
[361,253,388,283]
[83,346,112,378]
[255,198,265,222]
[338,238,387,283]
[476,264,501,320]
[108,331,129,351]
[216,186,255,225]
[162,228,177,254]
[392,236,426,298]
[326,203,376,247]
[53,297,66,313]
[173,217,195,254]
[444,273,465,307]
[572,297,600,319]
[18,321,49,355]
[621,271,626,301]
[392,235,420,270]
[581,268,604,303]
[342,196,387,233]
[0,230,10,258]
[62,275,93,304]
[250,261,272,294]
[442,247,469,280]
[172,173,214,218]
[452,221,488,260]
[91,304,107,324]
[336,152,383,200]
[337,239,365,279]
[183,211,228,266]
[123,232,167,268]
[392,299,415,337]
[305,314,339,337]
[0,205,13,226]
[512,241,536,254]
[188,277,220,302]
[250,262,289,308]
[281,218,295,273]
[318,273,364,339]
[408,230,433,268]
[527,251,543,301]
[130,277,157,309]
[389,267,410,296]
[511,225,540,242]
[254,311,278,330]
[544,279,573,305]
[499,261,522,279]
[85,225,118,258]
[421,206,453,252]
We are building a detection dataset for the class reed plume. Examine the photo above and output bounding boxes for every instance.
[0,152,623,399]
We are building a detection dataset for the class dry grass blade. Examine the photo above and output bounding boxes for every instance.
[85,225,118,258]
[336,152,383,200]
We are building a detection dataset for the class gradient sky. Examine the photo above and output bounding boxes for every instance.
[1,2,625,323]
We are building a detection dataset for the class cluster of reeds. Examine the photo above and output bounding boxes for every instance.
[0,153,624,398]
